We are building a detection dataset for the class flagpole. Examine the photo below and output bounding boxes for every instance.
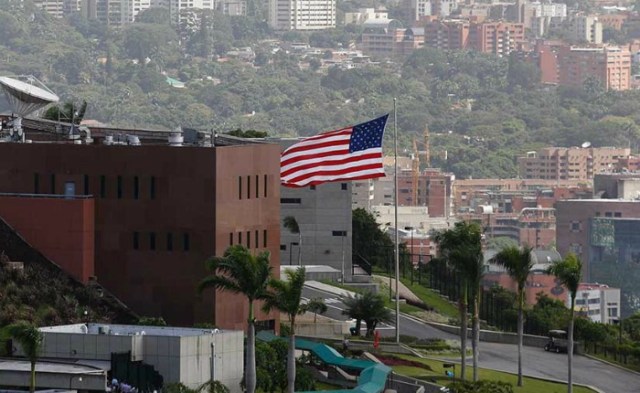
[393,97,400,343]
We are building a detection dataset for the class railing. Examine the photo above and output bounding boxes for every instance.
[353,253,373,275]
[0,192,94,200]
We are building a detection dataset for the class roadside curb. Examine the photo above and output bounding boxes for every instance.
[582,352,640,376]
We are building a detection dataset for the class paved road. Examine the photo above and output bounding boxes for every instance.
[303,285,640,393]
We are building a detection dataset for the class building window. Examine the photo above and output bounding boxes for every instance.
[247,176,251,199]
[167,233,173,251]
[133,232,139,250]
[183,233,190,251]
[238,232,242,245]
[264,175,268,197]
[50,174,56,194]
[281,198,302,204]
[133,176,139,200]
[310,185,316,190]
[332,230,347,236]
[149,232,156,250]
[238,176,242,200]
[571,221,580,232]
[247,231,251,248]
[84,175,89,195]
[614,212,622,217]
[255,230,259,248]
[117,176,123,199]
[341,183,348,190]
[263,230,267,247]
[256,175,259,198]
[230,232,233,246]
[100,175,106,198]
[605,212,612,217]
[280,244,286,250]
[150,176,156,200]
[33,173,39,194]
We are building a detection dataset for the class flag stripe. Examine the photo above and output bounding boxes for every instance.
[281,150,382,178]
[280,115,388,187]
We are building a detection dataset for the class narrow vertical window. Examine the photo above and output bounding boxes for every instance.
[183,233,190,251]
[263,230,267,248]
[117,176,123,199]
[238,232,242,245]
[255,230,258,249]
[256,175,259,198]
[264,175,267,197]
[133,232,139,250]
[34,173,39,194]
[50,174,56,194]
[150,176,156,200]
[229,232,234,246]
[167,233,173,251]
[247,176,251,199]
[238,176,242,199]
[133,176,139,200]
[84,175,89,195]
[149,232,156,250]
[100,175,106,198]
[247,231,251,248]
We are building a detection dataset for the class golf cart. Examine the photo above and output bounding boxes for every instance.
[544,329,568,353]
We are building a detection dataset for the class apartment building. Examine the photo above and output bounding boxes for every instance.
[360,20,424,58]
[33,0,66,18]
[423,18,470,51]
[79,0,153,26]
[468,21,525,57]
[411,0,433,20]
[574,15,603,44]
[423,19,524,56]
[560,45,630,90]
[215,0,246,16]
[517,147,631,180]
[344,7,388,25]
[268,0,336,30]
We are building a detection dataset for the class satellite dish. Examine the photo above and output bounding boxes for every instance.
[0,75,59,142]
[581,141,592,148]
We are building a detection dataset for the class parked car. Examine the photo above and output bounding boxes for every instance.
[544,329,569,353]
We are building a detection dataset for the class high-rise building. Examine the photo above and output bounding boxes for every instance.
[33,0,65,18]
[215,0,246,16]
[423,18,470,51]
[558,45,631,91]
[518,147,631,180]
[468,21,525,57]
[574,15,603,44]
[411,0,433,21]
[268,0,336,30]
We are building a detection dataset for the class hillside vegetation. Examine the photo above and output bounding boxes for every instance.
[1,0,640,179]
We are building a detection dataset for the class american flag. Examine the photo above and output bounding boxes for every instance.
[280,115,389,188]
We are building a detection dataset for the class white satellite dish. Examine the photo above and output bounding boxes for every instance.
[0,75,59,142]
[581,141,592,148]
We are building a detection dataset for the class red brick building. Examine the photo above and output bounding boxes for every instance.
[423,19,524,56]
[0,127,282,329]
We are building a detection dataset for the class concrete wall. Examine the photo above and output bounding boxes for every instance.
[296,322,350,337]
[37,332,142,361]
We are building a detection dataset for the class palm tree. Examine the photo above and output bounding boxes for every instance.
[283,216,302,266]
[197,245,272,393]
[342,291,392,337]
[433,221,484,381]
[490,246,534,387]
[547,253,583,393]
[304,298,328,323]
[263,267,306,393]
[8,321,43,393]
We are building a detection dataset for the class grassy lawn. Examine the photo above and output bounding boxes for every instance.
[386,353,597,393]
[398,277,459,319]
[314,381,344,391]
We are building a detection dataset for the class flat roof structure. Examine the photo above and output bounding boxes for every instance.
[0,359,106,391]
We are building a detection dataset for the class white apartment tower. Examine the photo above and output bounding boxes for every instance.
[268,0,336,30]
[411,0,432,20]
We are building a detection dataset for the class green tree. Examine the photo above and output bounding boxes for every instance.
[8,321,43,393]
[42,101,87,125]
[262,267,306,393]
[547,254,583,393]
[283,216,302,266]
[352,208,394,270]
[490,246,534,387]
[433,221,484,381]
[342,291,392,337]
[135,7,170,24]
[197,245,272,393]
[303,298,327,323]
[164,380,230,393]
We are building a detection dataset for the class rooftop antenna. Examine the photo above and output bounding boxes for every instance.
[0,75,59,142]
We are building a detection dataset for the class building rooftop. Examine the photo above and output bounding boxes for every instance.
[39,323,226,337]
[0,359,104,374]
